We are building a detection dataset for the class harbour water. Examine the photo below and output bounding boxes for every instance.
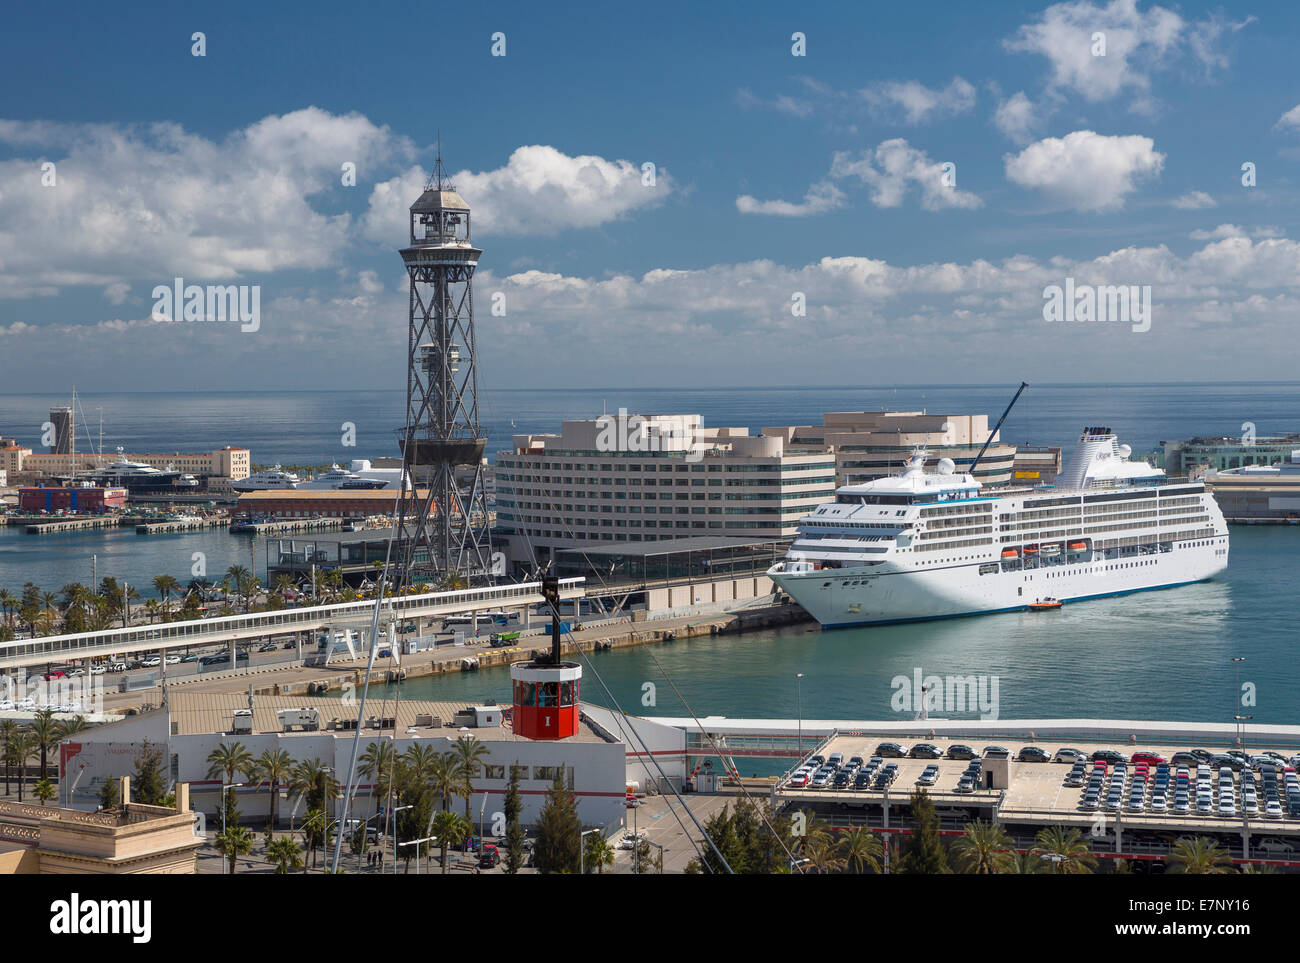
[2,384,1297,731]
[381,526,1293,730]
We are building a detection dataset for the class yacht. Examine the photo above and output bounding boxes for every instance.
[232,466,302,492]
[88,450,182,492]
[768,427,1230,628]
[298,459,408,491]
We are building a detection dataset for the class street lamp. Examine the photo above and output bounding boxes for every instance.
[579,827,601,875]
[399,835,436,874]
[1230,657,1246,749]
[390,804,412,874]
[220,781,245,874]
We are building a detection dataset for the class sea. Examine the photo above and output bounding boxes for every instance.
[1,383,1297,732]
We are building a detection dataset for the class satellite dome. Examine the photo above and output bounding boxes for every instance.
[1118,444,1132,459]
[937,457,956,474]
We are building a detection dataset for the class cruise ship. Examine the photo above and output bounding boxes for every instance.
[767,427,1229,628]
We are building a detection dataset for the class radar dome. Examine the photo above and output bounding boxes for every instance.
[937,457,956,474]
[1118,444,1132,459]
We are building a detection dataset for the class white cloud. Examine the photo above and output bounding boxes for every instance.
[1004,0,1250,114]
[738,139,981,216]
[860,77,977,124]
[1275,104,1300,131]
[1171,190,1216,210]
[1189,224,1243,241]
[1004,130,1164,212]
[736,88,813,118]
[0,107,413,299]
[993,92,1045,144]
[736,180,844,217]
[362,146,675,242]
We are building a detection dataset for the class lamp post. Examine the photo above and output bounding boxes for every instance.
[391,804,411,874]
[1230,657,1246,749]
[579,827,601,875]
[220,781,245,874]
[399,835,436,874]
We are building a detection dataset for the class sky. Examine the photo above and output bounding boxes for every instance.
[1,0,1299,392]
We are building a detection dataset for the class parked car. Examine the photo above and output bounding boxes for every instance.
[478,844,500,868]
[1091,749,1126,764]
[875,742,907,758]
[947,744,977,760]
[88,665,106,676]
[179,654,199,663]
[982,745,1011,759]
[1131,751,1166,765]
[909,743,943,759]
[1053,748,1087,763]
[1018,746,1051,763]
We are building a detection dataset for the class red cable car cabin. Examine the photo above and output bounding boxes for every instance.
[510,661,582,740]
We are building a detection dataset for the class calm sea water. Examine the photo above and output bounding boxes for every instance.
[1,385,1297,732]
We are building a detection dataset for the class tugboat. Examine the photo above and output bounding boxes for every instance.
[1027,597,1063,611]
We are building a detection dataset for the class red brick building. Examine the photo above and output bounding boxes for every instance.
[19,486,127,514]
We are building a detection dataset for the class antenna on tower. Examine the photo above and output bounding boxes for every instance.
[425,131,454,192]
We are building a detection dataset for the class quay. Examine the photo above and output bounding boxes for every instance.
[134,516,227,534]
[21,516,119,534]
[232,516,345,535]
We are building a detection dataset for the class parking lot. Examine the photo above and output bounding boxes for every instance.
[774,733,1300,851]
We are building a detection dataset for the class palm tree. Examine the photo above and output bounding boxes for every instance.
[216,825,254,873]
[838,826,885,874]
[951,820,1013,874]
[0,589,16,632]
[266,836,304,874]
[400,743,439,789]
[143,599,161,624]
[1000,849,1045,874]
[1031,825,1097,874]
[360,740,397,836]
[288,758,339,831]
[153,574,179,618]
[430,810,469,873]
[34,778,56,806]
[428,752,460,812]
[252,748,294,833]
[584,833,616,874]
[0,720,18,795]
[451,735,491,825]
[7,729,37,801]
[54,715,90,742]
[206,742,255,795]
[29,709,58,781]
[805,835,847,874]
[1167,836,1235,874]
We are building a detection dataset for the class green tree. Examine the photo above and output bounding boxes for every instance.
[1000,849,1045,874]
[584,832,615,874]
[34,778,56,806]
[1032,825,1097,875]
[430,809,469,874]
[216,825,254,873]
[29,709,58,780]
[6,729,36,802]
[131,740,168,805]
[428,752,459,812]
[267,836,304,874]
[533,772,581,874]
[251,748,293,833]
[359,739,397,837]
[205,740,254,788]
[451,735,491,825]
[951,820,1013,875]
[1167,836,1235,874]
[838,826,885,874]
[503,763,525,874]
[897,789,949,874]
[99,775,120,810]
[0,720,18,795]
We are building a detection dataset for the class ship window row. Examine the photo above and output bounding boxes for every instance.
[998,527,1082,543]
[1082,489,1159,504]
[915,537,991,553]
[919,526,992,540]
[919,505,992,518]
[1080,509,1160,525]
[1023,496,1083,509]
[925,514,992,529]
[1005,507,1082,523]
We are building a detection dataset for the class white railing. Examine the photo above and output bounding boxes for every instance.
[0,578,584,669]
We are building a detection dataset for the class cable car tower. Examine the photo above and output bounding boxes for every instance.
[394,148,493,586]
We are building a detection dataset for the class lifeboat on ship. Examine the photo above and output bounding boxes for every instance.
[1023,545,1039,555]
[1001,548,1019,559]
[1068,541,1087,551]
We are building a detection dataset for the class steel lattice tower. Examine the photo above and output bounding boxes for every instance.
[393,151,493,586]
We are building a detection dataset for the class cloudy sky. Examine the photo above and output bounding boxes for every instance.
[1,0,1298,391]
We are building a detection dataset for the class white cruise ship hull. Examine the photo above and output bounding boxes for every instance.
[770,538,1227,628]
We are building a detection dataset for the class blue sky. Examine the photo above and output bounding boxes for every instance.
[1,0,1299,391]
